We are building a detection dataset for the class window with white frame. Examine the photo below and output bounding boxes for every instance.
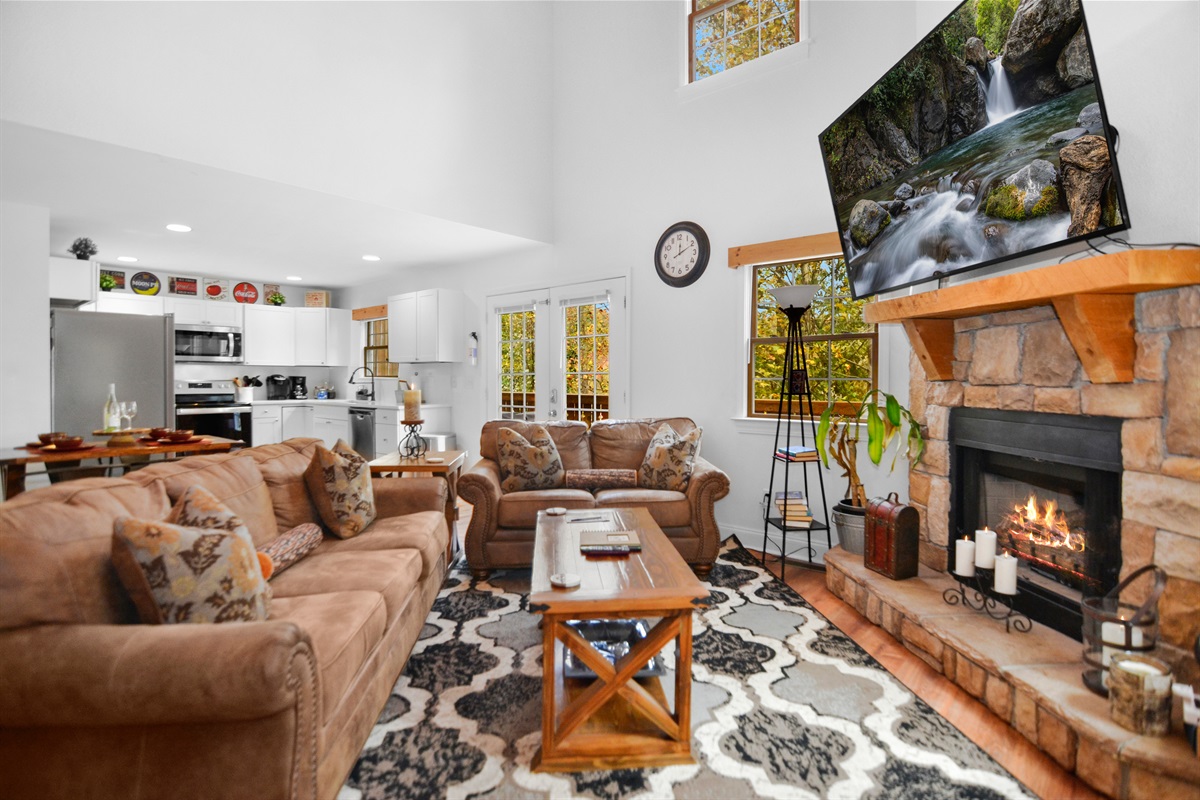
[691,0,800,82]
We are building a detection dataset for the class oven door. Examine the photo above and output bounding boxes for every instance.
[175,405,252,445]
[175,326,244,363]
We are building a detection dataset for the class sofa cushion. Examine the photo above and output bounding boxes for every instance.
[237,439,323,534]
[564,469,637,491]
[590,417,699,471]
[638,423,702,491]
[594,488,692,529]
[259,523,324,578]
[313,510,447,579]
[497,425,565,493]
[305,440,377,539]
[497,489,596,528]
[129,454,279,548]
[480,420,591,470]
[0,478,170,629]
[268,590,387,726]
[111,486,271,624]
[267,550,422,627]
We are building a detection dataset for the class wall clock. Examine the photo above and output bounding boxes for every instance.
[654,221,709,288]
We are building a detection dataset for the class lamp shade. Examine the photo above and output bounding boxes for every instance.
[769,284,819,310]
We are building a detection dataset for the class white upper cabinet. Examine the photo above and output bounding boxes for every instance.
[294,307,351,366]
[94,292,164,316]
[243,304,296,366]
[387,288,464,363]
[49,257,95,305]
[164,297,244,327]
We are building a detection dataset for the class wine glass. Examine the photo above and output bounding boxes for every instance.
[120,400,138,431]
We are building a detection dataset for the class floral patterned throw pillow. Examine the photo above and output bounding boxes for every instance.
[111,485,271,624]
[258,523,324,579]
[638,423,702,491]
[304,439,377,538]
[497,425,565,493]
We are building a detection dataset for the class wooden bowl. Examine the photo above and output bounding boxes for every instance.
[38,432,66,444]
[149,427,171,440]
[51,435,86,450]
[164,429,194,442]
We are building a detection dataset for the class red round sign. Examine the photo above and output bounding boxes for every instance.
[233,282,259,304]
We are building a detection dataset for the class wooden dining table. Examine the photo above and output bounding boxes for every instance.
[0,436,244,500]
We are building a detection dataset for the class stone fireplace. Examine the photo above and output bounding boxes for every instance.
[822,252,1200,797]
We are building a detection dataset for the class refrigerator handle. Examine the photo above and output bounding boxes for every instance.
[164,314,176,429]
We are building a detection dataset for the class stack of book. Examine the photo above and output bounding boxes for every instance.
[773,490,814,529]
[774,444,819,462]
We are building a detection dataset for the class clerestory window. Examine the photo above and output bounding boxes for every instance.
[691,0,800,82]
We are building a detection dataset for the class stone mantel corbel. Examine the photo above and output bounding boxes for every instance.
[864,250,1200,383]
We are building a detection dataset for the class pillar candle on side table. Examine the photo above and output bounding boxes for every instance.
[955,538,976,577]
[403,386,421,422]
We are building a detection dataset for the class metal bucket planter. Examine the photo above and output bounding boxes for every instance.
[832,502,867,555]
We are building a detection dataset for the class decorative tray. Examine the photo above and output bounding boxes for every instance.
[562,619,665,679]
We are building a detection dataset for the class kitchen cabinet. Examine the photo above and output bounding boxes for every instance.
[165,297,243,328]
[252,405,282,446]
[94,292,165,316]
[375,408,398,456]
[294,308,351,367]
[387,288,464,363]
[312,405,349,449]
[243,305,296,366]
[281,404,312,440]
[49,257,94,305]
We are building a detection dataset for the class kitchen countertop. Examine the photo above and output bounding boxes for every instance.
[247,399,451,411]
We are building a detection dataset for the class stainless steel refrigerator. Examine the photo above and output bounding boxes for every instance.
[51,309,175,435]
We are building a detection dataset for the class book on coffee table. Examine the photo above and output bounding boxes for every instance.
[579,530,642,554]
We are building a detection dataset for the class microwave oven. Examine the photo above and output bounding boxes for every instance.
[174,324,243,363]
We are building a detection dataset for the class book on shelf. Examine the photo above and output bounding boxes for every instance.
[774,490,808,504]
[774,450,819,463]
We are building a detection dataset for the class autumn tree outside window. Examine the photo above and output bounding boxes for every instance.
[363,318,398,378]
[749,255,876,418]
[691,0,799,82]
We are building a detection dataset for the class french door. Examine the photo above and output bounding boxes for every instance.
[486,278,627,424]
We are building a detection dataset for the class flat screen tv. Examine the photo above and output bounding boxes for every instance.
[819,0,1130,299]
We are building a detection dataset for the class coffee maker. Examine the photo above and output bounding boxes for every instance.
[266,374,290,400]
[289,375,308,399]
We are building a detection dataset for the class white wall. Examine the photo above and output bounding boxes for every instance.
[0,1,554,243]
[0,201,51,459]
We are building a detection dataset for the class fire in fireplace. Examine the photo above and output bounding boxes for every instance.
[950,408,1123,639]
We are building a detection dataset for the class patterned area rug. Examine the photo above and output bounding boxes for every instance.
[341,539,1033,800]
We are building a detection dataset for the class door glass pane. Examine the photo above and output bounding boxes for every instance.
[563,299,610,424]
[498,309,536,421]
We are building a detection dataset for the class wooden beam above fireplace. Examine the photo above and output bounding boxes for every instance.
[864,249,1200,384]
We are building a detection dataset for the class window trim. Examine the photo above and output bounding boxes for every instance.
[361,316,399,378]
[689,0,800,84]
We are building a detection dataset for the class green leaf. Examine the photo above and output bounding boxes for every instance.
[816,409,832,467]
[866,403,884,464]
[885,393,901,426]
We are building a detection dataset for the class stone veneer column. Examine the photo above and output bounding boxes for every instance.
[907,286,1200,677]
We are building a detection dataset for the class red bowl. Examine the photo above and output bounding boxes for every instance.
[164,429,194,442]
[149,427,171,440]
[38,432,66,444]
[51,436,86,450]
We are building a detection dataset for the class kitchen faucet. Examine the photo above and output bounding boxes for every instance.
[348,366,376,401]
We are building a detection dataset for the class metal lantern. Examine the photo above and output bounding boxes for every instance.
[1081,564,1167,696]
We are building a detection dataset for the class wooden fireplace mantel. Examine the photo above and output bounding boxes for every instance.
[863,249,1200,383]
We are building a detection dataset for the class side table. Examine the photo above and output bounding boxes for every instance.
[368,449,466,562]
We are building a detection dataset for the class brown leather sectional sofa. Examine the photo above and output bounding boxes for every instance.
[458,418,730,578]
[0,438,449,800]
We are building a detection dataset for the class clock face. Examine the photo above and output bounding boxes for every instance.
[654,222,709,287]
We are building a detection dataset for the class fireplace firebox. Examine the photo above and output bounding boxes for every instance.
[949,408,1123,639]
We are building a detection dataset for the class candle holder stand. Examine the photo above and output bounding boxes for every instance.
[399,420,428,460]
[942,569,1032,634]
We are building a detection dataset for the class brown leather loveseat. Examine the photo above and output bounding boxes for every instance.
[457,418,730,578]
[0,437,449,800]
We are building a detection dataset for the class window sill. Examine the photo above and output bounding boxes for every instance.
[678,38,812,101]
[732,416,865,436]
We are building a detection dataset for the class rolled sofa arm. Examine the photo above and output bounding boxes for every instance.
[0,620,318,728]
[457,460,502,571]
[685,456,731,564]
[372,475,448,518]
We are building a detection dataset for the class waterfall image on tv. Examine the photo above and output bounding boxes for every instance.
[819,0,1130,299]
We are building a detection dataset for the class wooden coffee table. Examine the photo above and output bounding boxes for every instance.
[529,506,708,772]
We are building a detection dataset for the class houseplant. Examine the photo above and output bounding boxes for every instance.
[98,273,117,292]
[68,237,98,260]
[815,389,925,553]
[266,291,286,306]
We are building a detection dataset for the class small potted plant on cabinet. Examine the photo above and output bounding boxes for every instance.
[69,237,98,260]
[815,389,924,554]
[266,291,286,306]
[98,272,117,292]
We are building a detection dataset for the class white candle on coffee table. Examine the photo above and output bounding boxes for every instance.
[994,552,1018,594]
[974,528,996,569]
[955,538,976,577]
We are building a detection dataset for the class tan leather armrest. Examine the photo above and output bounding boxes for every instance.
[457,460,502,570]
[684,456,731,563]
[372,476,448,517]
[0,621,318,727]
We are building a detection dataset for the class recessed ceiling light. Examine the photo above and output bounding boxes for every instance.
[117,256,138,263]
[165,223,192,233]
[286,276,303,281]
[362,255,381,262]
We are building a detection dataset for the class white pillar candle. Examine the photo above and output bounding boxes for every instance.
[1113,659,1163,677]
[955,538,976,577]
[993,553,1018,594]
[1101,621,1144,666]
[974,528,997,569]
[403,388,422,422]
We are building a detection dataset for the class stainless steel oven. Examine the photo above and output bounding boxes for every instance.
[174,380,252,444]
[174,324,243,363]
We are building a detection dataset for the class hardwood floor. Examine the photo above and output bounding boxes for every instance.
[776,558,1105,800]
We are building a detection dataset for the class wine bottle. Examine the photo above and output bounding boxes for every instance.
[103,384,121,432]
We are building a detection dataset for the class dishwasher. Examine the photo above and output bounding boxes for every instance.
[349,407,375,460]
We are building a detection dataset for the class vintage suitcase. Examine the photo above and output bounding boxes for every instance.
[864,492,920,580]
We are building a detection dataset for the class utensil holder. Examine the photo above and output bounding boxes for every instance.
[1082,564,1166,696]
[236,387,254,403]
